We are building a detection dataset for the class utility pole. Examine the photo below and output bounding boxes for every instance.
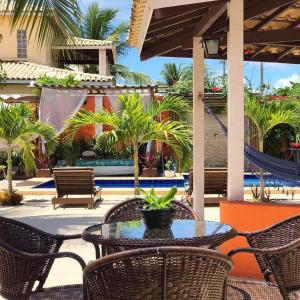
[260,62,264,96]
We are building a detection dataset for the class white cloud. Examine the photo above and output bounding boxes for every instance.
[274,73,300,88]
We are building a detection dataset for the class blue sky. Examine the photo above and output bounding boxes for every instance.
[82,0,300,89]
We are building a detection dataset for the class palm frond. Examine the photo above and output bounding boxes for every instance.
[5,0,81,48]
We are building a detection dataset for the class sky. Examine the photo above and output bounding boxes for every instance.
[82,0,300,90]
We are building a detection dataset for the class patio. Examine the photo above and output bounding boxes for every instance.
[0,0,300,298]
[0,195,220,288]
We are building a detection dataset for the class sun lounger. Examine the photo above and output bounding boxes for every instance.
[52,167,101,209]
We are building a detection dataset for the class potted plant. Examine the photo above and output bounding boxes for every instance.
[290,133,300,148]
[142,152,159,177]
[139,186,178,230]
[164,158,175,178]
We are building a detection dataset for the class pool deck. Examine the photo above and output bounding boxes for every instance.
[13,175,300,201]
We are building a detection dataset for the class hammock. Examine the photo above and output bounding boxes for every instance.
[203,100,300,182]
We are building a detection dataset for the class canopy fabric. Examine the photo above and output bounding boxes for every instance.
[39,88,88,134]
[203,99,300,181]
[105,88,152,111]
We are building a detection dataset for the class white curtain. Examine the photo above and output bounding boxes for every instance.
[105,88,151,111]
[39,88,88,134]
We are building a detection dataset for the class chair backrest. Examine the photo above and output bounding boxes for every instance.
[83,246,232,300]
[189,169,227,195]
[103,198,198,223]
[246,214,300,277]
[0,216,63,292]
[264,238,300,299]
[53,168,95,196]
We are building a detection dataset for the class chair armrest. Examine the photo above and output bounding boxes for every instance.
[227,247,268,257]
[236,232,251,237]
[39,251,86,270]
[56,233,82,241]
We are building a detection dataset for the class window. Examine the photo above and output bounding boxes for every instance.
[17,30,27,59]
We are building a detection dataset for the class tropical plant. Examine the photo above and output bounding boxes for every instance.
[161,63,187,86]
[245,92,300,201]
[81,2,151,85]
[36,74,81,87]
[143,152,158,169]
[66,93,192,195]
[4,0,80,47]
[0,103,57,197]
[140,186,178,210]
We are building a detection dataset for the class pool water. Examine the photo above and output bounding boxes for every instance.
[34,174,300,189]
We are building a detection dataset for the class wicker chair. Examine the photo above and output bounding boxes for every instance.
[236,214,300,281]
[103,197,199,223]
[226,237,300,300]
[83,246,232,300]
[0,216,83,293]
[0,237,85,300]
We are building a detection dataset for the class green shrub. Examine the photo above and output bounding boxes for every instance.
[36,74,81,86]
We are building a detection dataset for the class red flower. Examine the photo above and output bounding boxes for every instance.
[211,87,221,92]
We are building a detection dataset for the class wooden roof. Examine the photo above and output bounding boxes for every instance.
[129,0,300,64]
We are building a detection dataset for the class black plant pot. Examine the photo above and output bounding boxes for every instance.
[139,207,175,230]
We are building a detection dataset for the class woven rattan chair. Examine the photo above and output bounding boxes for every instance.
[0,237,85,300]
[83,246,232,300]
[52,168,101,209]
[0,216,83,294]
[226,237,300,300]
[101,198,199,256]
[103,197,199,223]
[236,214,300,281]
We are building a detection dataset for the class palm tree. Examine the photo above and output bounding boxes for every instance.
[81,2,151,85]
[66,94,192,195]
[245,92,300,201]
[161,63,186,86]
[4,0,80,47]
[0,103,57,197]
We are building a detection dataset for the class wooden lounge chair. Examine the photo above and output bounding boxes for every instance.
[52,167,101,209]
[187,168,227,205]
[83,246,232,300]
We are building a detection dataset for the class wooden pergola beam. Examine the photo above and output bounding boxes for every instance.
[245,0,295,20]
[251,45,268,58]
[244,28,300,44]
[141,30,193,60]
[278,47,296,59]
[251,2,295,31]
[153,3,210,19]
[193,1,227,38]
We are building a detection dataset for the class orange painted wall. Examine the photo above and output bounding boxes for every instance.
[220,201,300,278]
[75,95,96,140]
[102,95,113,132]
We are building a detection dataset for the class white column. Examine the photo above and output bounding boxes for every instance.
[227,0,244,200]
[99,50,108,76]
[95,95,103,135]
[192,37,205,220]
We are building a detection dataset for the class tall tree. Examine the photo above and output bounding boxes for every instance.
[161,63,185,86]
[0,103,57,197]
[245,92,300,201]
[4,0,81,47]
[81,2,151,85]
[66,94,192,195]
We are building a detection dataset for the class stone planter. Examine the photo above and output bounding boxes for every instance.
[164,170,175,178]
[142,168,159,177]
[36,169,52,178]
[220,201,300,279]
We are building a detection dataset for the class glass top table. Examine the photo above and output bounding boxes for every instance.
[82,219,237,258]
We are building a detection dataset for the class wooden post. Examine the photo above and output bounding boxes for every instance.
[227,0,244,200]
[192,37,205,220]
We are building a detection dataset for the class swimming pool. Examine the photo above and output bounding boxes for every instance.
[33,174,300,189]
